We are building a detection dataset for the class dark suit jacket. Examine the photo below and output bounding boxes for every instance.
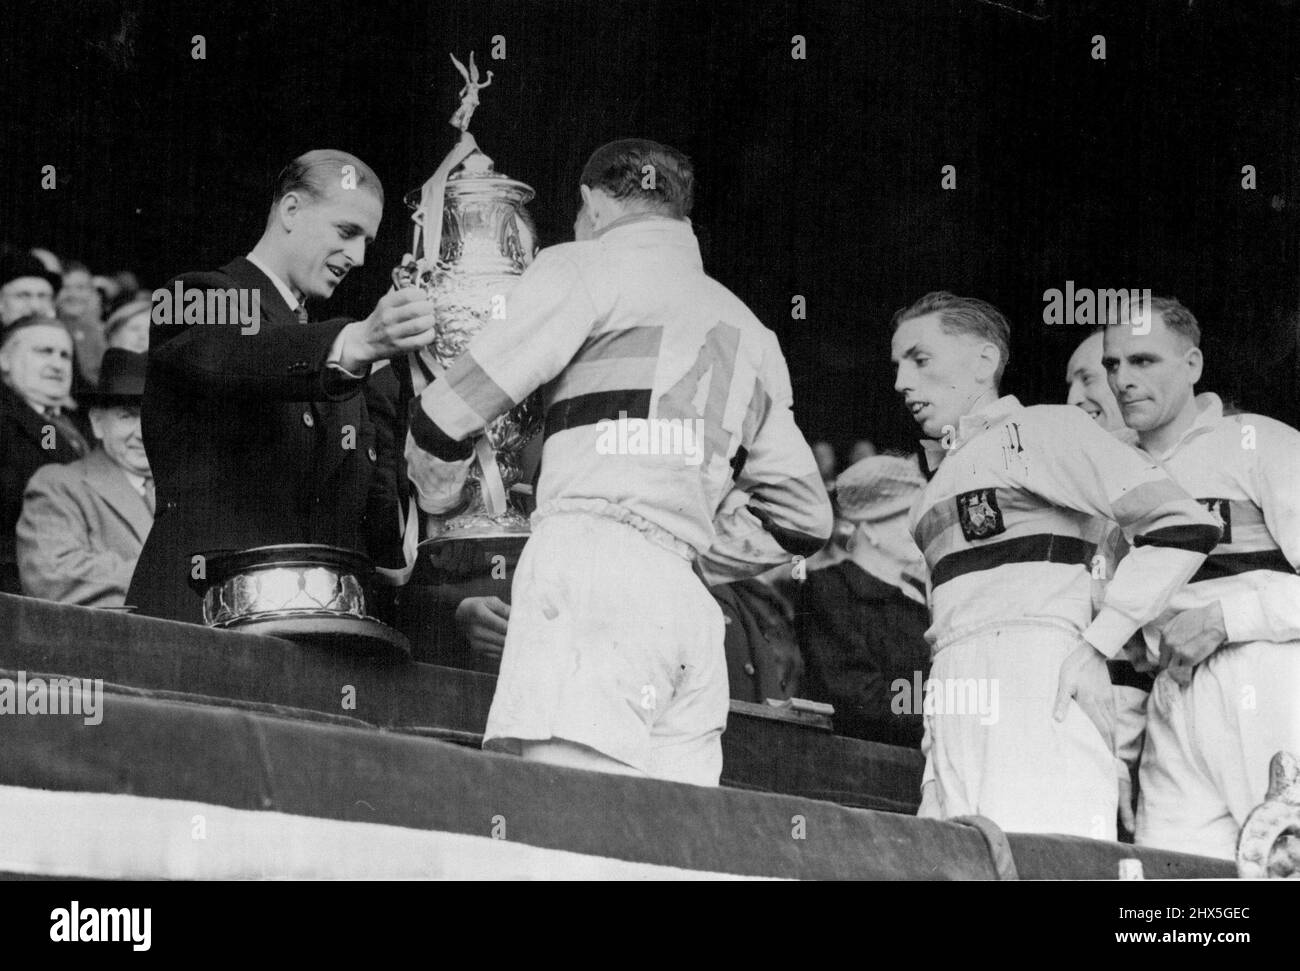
[796,560,932,747]
[0,383,88,591]
[128,257,403,624]
[17,447,153,607]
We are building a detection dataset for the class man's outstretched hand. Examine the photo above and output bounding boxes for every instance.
[336,287,439,373]
[1053,639,1116,754]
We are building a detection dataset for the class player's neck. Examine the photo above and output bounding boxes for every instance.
[1138,396,1199,456]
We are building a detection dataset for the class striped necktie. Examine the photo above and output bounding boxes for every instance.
[143,478,156,515]
[296,304,309,325]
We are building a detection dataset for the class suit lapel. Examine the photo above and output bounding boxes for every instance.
[82,448,153,543]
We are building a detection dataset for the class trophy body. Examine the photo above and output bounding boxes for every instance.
[397,151,540,548]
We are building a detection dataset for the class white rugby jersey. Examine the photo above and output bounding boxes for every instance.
[911,395,1220,656]
[410,213,832,575]
[1136,393,1300,650]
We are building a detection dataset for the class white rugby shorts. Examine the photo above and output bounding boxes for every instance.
[483,512,729,786]
[1137,639,1300,860]
[919,622,1117,840]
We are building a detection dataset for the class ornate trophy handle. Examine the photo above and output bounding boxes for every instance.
[1236,750,1300,878]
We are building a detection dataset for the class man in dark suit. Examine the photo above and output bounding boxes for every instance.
[0,313,90,593]
[18,348,153,606]
[127,149,435,623]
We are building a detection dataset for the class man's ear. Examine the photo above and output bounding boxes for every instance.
[87,408,105,442]
[579,184,594,209]
[276,191,304,232]
[1186,345,1204,386]
[973,340,1000,386]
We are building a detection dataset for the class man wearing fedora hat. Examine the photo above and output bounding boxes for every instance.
[17,348,154,607]
[0,312,90,594]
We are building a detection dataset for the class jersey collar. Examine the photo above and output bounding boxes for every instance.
[1142,391,1222,462]
[921,394,1022,471]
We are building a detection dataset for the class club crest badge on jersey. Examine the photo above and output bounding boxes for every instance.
[1199,498,1232,545]
[956,488,1006,541]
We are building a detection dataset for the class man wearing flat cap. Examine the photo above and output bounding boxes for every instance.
[17,348,154,607]
[0,248,61,327]
[797,454,933,746]
[0,312,90,594]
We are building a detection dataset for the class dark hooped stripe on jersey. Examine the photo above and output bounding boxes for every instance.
[1132,523,1222,555]
[1190,548,1296,584]
[730,445,748,480]
[409,400,474,462]
[747,502,827,557]
[543,388,652,441]
[1108,660,1155,692]
[931,534,1095,589]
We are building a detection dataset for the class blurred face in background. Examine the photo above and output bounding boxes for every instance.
[1065,331,1124,430]
[90,404,150,477]
[0,276,55,325]
[107,309,151,353]
[57,267,101,322]
[811,441,837,481]
[0,323,73,408]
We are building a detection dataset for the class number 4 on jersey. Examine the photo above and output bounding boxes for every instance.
[656,322,740,469]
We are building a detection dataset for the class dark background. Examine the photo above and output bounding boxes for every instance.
[2,0,1298,455]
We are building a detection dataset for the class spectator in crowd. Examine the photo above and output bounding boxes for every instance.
[796,453,931,745]
[0,314,90,593]
[17,348,153,607]
[104,298,151,353]
[811,439,837,492]
[55,259,108,390]
[96,270,145,320]
[848,438,877,464]
[712,562,804,704]
[1066,329,1134,442]
[29,248,63,277]
[0,249,60,325]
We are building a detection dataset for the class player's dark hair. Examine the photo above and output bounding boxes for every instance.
[1147,296,1201,348]
[270,149,384,212]
[580,139,694,219]
[892,291,1012,387]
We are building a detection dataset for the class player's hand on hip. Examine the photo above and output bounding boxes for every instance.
[337,287,439,371]
[1053,640,1116,753]
[1158,600,1227,687]
[456,595,511,660]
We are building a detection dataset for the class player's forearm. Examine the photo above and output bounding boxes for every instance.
[1084,546,1208,657]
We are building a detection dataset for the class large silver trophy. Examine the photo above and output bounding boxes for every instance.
[395,53,541,554]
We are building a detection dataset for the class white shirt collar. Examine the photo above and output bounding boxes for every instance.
[121,468,150,494]
[245,252,300,313]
